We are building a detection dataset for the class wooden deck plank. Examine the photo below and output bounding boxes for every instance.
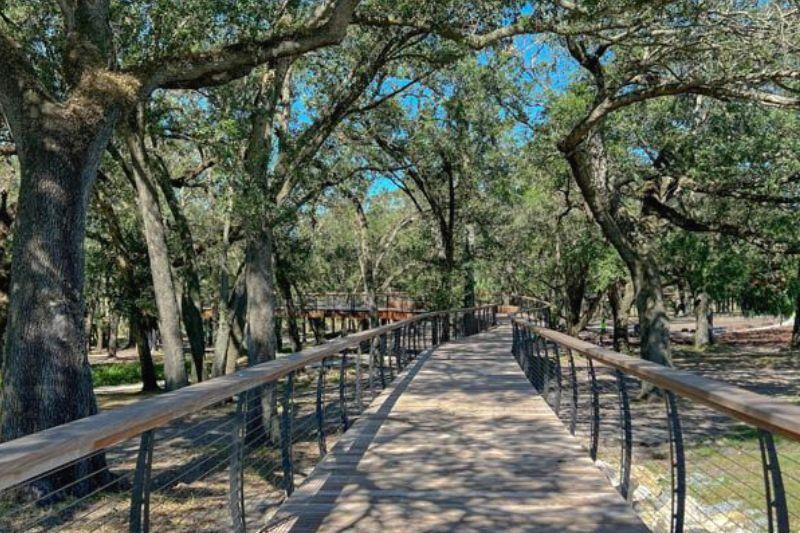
[263,324,647,532]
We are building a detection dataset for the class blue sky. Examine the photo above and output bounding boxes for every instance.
[366,36,576,196]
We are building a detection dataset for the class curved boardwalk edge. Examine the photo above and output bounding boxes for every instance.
[264,324,646,532]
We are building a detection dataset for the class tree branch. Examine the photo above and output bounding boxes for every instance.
[134,0,361,95]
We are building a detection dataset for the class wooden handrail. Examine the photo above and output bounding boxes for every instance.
[0,305,496,492]
[513,315,800,442]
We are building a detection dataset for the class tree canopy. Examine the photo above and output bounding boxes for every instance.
[0,0,798,465]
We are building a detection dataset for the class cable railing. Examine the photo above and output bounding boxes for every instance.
[512,313,800,533]
[0,305,497,532]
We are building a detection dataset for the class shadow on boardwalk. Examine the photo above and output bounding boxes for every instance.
[266,326,646,532]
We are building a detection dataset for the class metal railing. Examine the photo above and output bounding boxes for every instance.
[0,305,497,532]
[283,292,427,314]
[512,313,800,533]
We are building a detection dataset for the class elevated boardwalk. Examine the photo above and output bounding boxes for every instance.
[266,324,646,532]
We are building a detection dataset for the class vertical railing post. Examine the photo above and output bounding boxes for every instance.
[758,429,790,533]
[280,371,295,496]
[129,430,155,533]
[567,349,578,436]
[379,333,387,388]
[400,325,407,367]
[552,343,563,416]
[316,360,328,457]
[355,345,363,410]
[525,330,536,385]
[229,393,247,532]
[587,359,600,461]
[665,391,685,533]
[393,328,402,373]
[517,326,528,377]
[512,321,518,356]
[615,369,632,500]
[368,338,375,400]
[512,321,519,359]
[339,353,350,431]
[532,334,543,390]
[445,313,451,342]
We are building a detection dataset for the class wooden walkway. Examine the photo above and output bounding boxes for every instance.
[265,324,647,532]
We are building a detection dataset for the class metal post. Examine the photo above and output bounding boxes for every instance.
[519,328,529,379]
[525,331,536,386]
[758,429,790,533]
[228,393,246,533]
[379,334,387,388]
[339,353,350,431]
[615,369,632,500]
[567,349,578,436]
[512,322,519,358]
[552,343,563,416]
[541,339,551,402]
[280,372,295,496]
[129,430,155,533]
[393,328,402,374]
[316,360,328,457]
[587,359,600,461]
[368,339,375,400]
[665,391,685,533]
[355,345,363,410]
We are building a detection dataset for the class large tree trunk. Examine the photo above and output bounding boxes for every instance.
[155,165,206,381]
[126,130,188,390]
[212,200,235,377]
[463,225,476,309]
[245,225,280,442]
[0,132,109,494]
[694,291,712,348]
[213,274,246,376]
[792,293,800,349]
[95,299,106,352]
[350,195,380,328]
[107,312,119,357]
[245,226,278,366]
[633,257,672,366]
[563,261,589,335]
[276,259,303,351]
[792,264,800,349]
[563,130,672,367]
[181,289,206,382]
[608,280,634,352]
[129,310,160,392]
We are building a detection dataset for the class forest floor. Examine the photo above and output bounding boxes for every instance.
[584,315,800,401]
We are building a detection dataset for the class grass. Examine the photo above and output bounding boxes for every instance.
[91,361,167,387]
[92,360,202,388]
[633,429,800,531]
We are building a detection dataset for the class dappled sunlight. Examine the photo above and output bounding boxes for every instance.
[266,325,646,532]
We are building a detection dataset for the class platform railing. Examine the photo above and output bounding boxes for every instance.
[0,305,497,532]
[512,313,800,533]
[286,292,428,313]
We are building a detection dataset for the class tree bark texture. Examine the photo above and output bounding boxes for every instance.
[126,131,188,390]
[694,291,712,348]
[0,122,114,494]
[562,130,672,366]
